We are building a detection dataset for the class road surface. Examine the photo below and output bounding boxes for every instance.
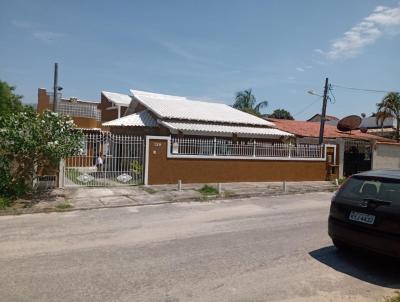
[0,192,398,301]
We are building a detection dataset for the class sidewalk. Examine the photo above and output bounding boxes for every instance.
[1,181,337,215]
[52,181,339,211]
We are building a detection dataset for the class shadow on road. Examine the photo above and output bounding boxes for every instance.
[310,245,400,289]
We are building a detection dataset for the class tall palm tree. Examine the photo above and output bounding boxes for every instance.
[376,92,400,141]
[233,89,268,116]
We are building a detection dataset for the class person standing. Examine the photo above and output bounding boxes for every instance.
[96,152,103,173]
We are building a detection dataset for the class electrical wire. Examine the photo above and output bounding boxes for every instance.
[331,84,398,94]
[328,86,337,104]
[293,97,321,117]
[294,82,396,118]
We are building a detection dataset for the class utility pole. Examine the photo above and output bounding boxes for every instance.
[52,63,58,112]
[318,77,329,145]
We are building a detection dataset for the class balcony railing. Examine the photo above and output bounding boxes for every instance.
[51,100,101,121]
[170,137,324,159]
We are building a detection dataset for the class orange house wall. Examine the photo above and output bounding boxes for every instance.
[147,139,329,185]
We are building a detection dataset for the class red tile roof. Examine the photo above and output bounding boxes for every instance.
[268,118,394,142]
[307,114,339,121]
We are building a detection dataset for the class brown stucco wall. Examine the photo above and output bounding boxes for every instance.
[99,94,129,122]
[37,88,101,129]
[71,116,101,129]
[37,88,50,113]
[148,139,329,185]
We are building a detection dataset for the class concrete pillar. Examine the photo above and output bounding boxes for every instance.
[58,159,65,188]
[337,138,345,178]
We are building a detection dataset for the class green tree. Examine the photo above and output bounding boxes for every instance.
[268,109,294,120]
[0,108,83,198]
[0,80,24,117]
[376,92,400,141]
[233,89,268,116]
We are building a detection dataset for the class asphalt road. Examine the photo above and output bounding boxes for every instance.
[0,192,398,302]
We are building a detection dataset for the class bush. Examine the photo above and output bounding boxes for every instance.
[0,108,83,198]
[198,185,219,196]
[56,203,73,210]
[0,196,11,209]
[0,156,28,199]
[338,177,347,185]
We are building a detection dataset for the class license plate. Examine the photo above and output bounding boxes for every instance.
[349,211,375,225]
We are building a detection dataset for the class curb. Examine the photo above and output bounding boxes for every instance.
[0,186,337,216]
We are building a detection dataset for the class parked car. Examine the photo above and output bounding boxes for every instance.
[328,170,400,258]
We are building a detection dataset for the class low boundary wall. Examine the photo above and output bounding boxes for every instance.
[145,137,336,185]
[372,142,400,170]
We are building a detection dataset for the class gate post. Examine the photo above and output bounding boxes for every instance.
[59,159,65,188]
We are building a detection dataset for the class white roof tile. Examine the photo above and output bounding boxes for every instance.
[102,110,157,127]
[161,121,293,138]
[130,89,274,126]
[102,91,132,106]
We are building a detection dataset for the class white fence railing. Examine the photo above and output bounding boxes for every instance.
[170,137,324,159]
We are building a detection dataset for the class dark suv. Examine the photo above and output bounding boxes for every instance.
[328,170,400,258]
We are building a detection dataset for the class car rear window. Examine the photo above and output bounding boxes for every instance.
[337,177,400,204]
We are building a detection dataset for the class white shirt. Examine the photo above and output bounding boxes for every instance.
[96,156,103,165]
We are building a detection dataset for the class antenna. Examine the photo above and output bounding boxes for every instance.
[337,115,362,132]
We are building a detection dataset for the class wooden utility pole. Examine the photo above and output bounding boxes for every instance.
[319,77,329,145]
[52,63,58,112]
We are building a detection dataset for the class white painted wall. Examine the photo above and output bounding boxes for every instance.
[372,143,400,170]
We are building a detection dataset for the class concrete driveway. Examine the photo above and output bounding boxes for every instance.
[0,192,398,302]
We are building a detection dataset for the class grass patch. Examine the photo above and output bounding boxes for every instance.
[198,185,219,196]
[334,176,347,186]
[0,196,12,210]
[142,187,158,194]
[56,203,73,210]
[385,292,400,302]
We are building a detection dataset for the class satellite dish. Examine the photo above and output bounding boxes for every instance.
[360,127,368,133]
[337,115,362,132]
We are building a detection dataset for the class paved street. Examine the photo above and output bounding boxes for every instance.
[0,192,398,302]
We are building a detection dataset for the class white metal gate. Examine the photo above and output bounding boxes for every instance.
[63,133,145,187]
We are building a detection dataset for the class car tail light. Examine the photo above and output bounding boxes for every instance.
[331,176,352,202]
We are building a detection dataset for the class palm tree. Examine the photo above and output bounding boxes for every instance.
[233,89,268,116]
[376,92,400,141]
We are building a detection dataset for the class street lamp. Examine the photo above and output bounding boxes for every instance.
[307,90,323,97]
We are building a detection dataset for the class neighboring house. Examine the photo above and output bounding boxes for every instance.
[37,88,102,129]
[359,116,397,139]
[307,114,340,126]
[99,91,132,122]
[267,118,393,177]
[103,89,293,141]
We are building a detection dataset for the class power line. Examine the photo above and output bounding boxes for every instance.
[328,86,337,104]
[293,97,321,117]
[294,81,397,118]
[331,84,398,94]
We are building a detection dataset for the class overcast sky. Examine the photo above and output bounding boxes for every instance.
[1,0,399,119]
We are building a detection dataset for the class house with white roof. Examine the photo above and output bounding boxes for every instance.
[103,89,293,141]
[99,91,132,122]
[359,116,398,139]
[60,89,341,186]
